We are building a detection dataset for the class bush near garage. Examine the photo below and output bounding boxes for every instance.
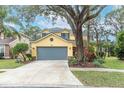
[26,54,33,61]
[12,43,29,62]
[68,57,77,66]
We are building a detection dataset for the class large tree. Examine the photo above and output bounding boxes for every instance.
[14,5,106,63]
[89,16,115,57]
[105,6,124,37]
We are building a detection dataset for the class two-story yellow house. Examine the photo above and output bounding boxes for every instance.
[31,28,87,60]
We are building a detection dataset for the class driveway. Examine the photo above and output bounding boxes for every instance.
[0,60,82,87]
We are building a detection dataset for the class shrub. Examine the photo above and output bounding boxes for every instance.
[93,61,102,67]
[115,31,124,59]
[109,43,116,56]
[93,58,105,67]
[26,54,32,61]
[89,45,95,53]
[13,43,29,61]
[115,46,124,59]
[96,51,106,58]
[68,57,77,65]
[83,47,96,62]
[0,53,4,59]
[15,57,22,63]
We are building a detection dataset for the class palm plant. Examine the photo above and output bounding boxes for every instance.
[0,6,23,39]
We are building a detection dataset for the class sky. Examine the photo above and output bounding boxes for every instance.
[31,5,113,30]
[8,5,114,31]
[32,16,70,29]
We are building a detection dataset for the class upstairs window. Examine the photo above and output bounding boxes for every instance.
[61,33,69,40]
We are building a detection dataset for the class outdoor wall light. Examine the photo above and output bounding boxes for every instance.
[50,38,54,42]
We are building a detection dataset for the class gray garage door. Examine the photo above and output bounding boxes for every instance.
[37,47,67,60]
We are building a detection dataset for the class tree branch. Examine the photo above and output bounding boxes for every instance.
[82,6,106,24]
[58,5,76,20]
[79,5,89,20]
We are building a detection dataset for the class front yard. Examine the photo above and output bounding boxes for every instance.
[0,59,24,69]
[72,71,124,87]
[102,57,124,69]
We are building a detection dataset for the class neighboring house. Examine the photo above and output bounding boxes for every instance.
[31,27,87,60]
[0,32,31,58]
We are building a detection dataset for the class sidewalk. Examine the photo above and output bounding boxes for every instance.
[70,67,124,73]
[1,68,124,73]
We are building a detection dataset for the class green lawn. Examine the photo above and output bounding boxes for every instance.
[102,57,124,69]
[0,59,24,69]
[72,71,124,87]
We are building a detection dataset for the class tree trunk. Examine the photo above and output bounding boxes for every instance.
[21,53,26,62]
[96,31,99,56]
[75,24,84,64]
[87,22,90,48]
[87,9,90,48]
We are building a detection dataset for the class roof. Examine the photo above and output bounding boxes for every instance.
[19,32,32,40]
[43,27,71,33]
[0,32,31,45]
[42,27,87,36]
[0,38,15,44]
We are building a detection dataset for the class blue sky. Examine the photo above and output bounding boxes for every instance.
[32,5,113,30]
[100,5,113,17]
[9,5,113,31]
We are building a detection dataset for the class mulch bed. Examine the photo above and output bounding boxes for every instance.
[69,62,96,68]
[21,61,33,64]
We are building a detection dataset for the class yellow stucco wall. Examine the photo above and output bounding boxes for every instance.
[42,29,87,41]
[70,34,75,40]
[31,34,74,58]
[42,29,76,40]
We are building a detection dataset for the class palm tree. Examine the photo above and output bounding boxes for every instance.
[0,6,23,39]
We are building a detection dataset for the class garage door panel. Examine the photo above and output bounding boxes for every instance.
[37,47,67,60]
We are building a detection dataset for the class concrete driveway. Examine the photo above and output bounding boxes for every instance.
[0,60,82,87]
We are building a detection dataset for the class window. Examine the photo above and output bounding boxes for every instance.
[0,45,4,53]
[0,45,4,58]
[42,33,49,37]
[61,33,69,40]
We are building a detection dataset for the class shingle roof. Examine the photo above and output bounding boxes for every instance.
[42,27,87,35]
[43,27,71,33]
[0,38,15,44]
